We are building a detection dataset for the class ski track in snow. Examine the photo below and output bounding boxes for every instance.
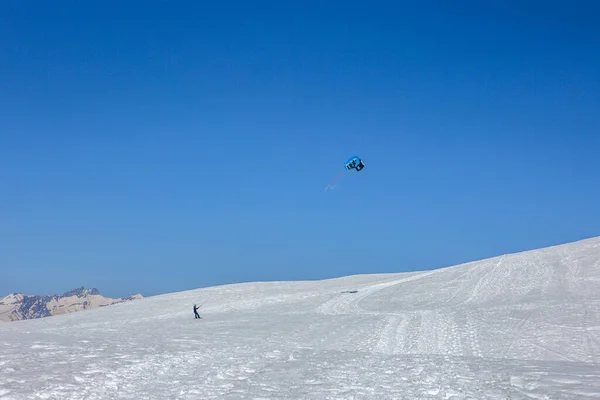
[1,238,600,398]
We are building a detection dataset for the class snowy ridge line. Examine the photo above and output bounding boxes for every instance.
[316,269,442,316]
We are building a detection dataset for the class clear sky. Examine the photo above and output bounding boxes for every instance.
[2,1,599,298]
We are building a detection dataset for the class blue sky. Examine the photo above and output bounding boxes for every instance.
[2,1,599,298]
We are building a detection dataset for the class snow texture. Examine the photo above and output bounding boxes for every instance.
[1,237,600,399]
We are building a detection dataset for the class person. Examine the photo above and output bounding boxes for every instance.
[193,304,201,319]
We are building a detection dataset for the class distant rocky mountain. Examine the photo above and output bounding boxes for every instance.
[0,286,143,322]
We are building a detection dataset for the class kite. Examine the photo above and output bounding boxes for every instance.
[325,156,365,191]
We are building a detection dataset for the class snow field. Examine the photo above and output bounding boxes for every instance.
[1,237,600,399]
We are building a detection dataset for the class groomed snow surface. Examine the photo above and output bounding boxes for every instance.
[2,238,600,399]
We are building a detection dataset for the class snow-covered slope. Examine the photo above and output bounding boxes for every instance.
[0,287,143,322]
[1,237,600,399]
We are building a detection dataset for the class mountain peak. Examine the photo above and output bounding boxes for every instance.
[0,287,143,322]
[62,287,101,298]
